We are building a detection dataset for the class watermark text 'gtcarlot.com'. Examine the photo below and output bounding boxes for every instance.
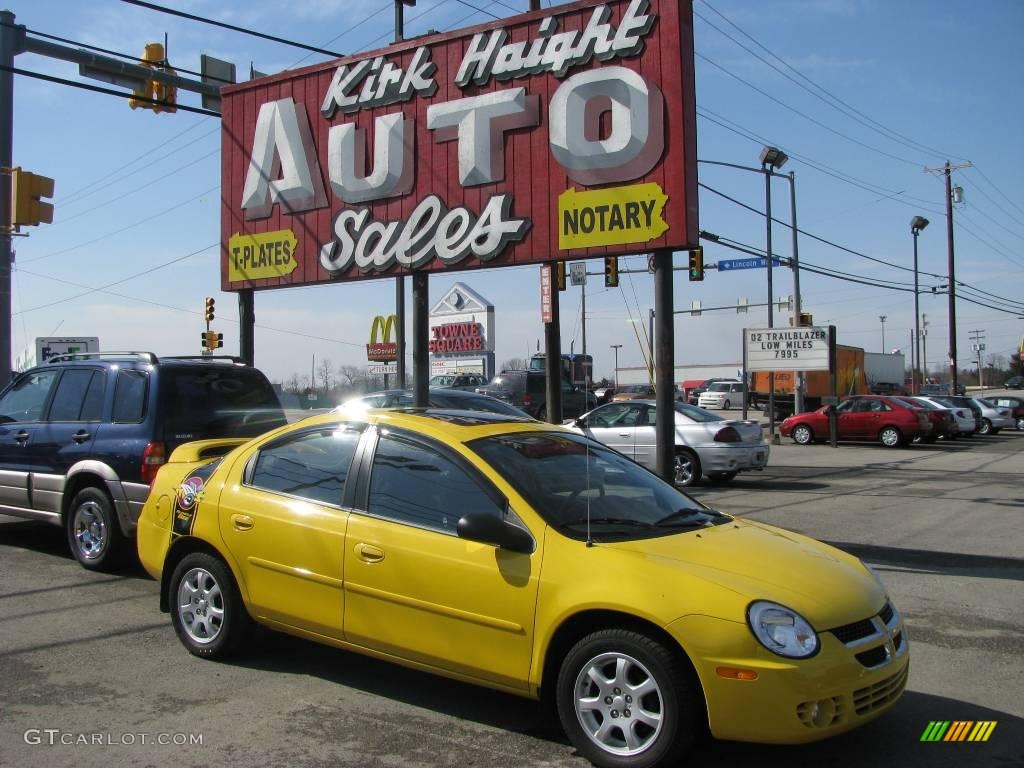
[24,730,203,747]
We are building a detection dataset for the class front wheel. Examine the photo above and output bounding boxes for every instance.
[169,553,250,659]
[1017,416,1024,431]
[672,449,701,487]
[978,418,992,435]
[791,424,814,445]
[66,487,126,571]
[556,629,700,768]
[722,399,731,410]
[879,426,903,448]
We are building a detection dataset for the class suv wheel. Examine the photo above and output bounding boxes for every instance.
[67,487,125,571]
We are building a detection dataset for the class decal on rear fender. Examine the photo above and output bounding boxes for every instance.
[172,460,222,537]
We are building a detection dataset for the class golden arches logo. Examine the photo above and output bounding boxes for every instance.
[367,314,398,362]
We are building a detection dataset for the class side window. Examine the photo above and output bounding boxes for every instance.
[112,369,148,423]
[836,400,855,413]
[643,406,658,426]
[0,370,59,423]
[80,372,106,422]
[588,403,630,428]
[250,426,361,506]
[368,434,503,533]
[48,369,97,421]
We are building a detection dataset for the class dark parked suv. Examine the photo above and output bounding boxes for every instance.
[0,352,285,570]
[476,370,594,420]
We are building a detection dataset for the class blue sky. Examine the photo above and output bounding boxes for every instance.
[8,0,1024,385]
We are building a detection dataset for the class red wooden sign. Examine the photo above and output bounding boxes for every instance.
[220,0,697,290]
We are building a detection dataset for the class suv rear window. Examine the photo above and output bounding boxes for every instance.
[159,367,285,440]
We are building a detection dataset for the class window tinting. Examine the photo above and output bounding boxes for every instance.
[0,370,59,423]
[368,434,502,533]
[113,369,148,423]
[80,372,106,421]
[159,368,284,438]
[250,426,361,506]
[49,370,96,421]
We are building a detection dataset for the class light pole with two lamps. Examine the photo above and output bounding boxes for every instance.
[911,215,929,393]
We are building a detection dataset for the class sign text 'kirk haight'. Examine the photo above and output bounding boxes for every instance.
[219,0,697,290]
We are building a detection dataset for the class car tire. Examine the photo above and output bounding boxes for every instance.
[723,399,731,410]
[708,471,738,483]
[556,629,700,768]
[169,552,250,660]
[66,486,126,571]
[1017,417,1024,431]
[978,419,992,436]
[879,426,903,448]
[672,449,701,487]
[791,425,814,445]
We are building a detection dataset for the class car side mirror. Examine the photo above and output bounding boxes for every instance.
[457,511,534,554]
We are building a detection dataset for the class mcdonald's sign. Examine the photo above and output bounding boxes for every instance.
[367,315,398,362]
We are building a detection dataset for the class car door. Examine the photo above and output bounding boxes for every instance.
[834,399,863,438]
[218,422,363,640]
[30,368,107,515]
[0,369,60,513]
[577,403,639,459]
[343,428,540,690]
[630,404,663,470]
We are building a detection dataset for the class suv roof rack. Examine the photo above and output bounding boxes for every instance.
[45,351,159,364]
[161,355,247,365]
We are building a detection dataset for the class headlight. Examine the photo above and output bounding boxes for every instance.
[747,601,819,658]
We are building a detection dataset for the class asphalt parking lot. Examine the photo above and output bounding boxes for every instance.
[1,427,1021,768]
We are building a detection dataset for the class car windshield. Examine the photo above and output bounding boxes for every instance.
[430,376,455,386]
[619,384,650,393]
[469,431,727,542]
[673,402,723,422]
[708,382,732,392]
[903,397,939,410]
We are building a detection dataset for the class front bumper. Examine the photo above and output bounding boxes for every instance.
[667,602,909,744]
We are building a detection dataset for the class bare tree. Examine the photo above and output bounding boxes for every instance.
[317,358,334,392]
[501,357,527,371]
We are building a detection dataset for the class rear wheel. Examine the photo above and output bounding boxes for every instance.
[978,418,992,435]
[879,426,903,448]
[556,629,701,768]
[66,487,126,571]
[791,424,814,445]
[672,449,701,487]
[169,552,250,659]
[1017,417,1024,431]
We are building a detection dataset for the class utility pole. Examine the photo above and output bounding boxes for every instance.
[610,344,622,389]
[969,329,986,388]
[879,315,887,353]
[921,313,929,384]
[0,10,15,383]
[581,279,587,361]
[926,160,971,392]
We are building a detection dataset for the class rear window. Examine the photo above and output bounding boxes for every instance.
[158,367,285,439]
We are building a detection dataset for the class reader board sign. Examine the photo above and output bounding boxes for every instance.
[746,327,830,372]
[220,0,697,290]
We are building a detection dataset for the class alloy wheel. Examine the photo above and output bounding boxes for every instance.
[573,651,664,757]
[177,567,226,645]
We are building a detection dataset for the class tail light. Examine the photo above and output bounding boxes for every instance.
[522,394,533,406]
[141,441,166,485]
[714,426,742,442]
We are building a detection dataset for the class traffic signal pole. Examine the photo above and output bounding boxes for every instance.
[0,11,16,383]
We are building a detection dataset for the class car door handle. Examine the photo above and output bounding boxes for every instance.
[231,514,254,531]
[618,432,631,437]
[356,543,385,563]
[14,430,29,444]
[72,430,91,443]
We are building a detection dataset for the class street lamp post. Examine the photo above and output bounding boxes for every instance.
[760,146,788,439]
[911,216,929,394]
[610,344,622,389]
[879,315,887,352]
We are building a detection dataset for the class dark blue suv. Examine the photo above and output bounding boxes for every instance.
[0,352,286,570]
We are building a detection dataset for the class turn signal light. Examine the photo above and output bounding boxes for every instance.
[716,666,758,681]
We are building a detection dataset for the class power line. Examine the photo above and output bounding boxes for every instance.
[117,0,345,57]
[970,165,1024,221]
[0,64,219,117]
[287,1,393,68]
[696,0,969,163]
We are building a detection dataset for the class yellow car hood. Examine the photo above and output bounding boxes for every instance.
[604,519,883,629]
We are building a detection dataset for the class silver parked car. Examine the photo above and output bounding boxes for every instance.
[567,400,769,487]
[972,398,1015,435]
[916,396,976,435]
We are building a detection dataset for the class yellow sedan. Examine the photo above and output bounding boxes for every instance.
[137,409,908,768]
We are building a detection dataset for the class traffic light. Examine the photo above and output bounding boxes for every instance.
[10,168,55,229]
[555,262,566,291]
[688,247,704,282]
[604,256,619,288]
[798,312,813,327]
[203,331,223,350]
[204,297,215,322]
[128,43,178,114]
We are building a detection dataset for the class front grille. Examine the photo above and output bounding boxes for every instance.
[879,602,894,625]
[855,645,889,668]
[854,665,909,716]
[830,618,876,644]
[893,631,903,652]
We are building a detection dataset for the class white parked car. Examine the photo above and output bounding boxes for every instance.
[697,380,746,410]
[567,400,769,486]
[972,398,1015,435]
[916,396,975,435]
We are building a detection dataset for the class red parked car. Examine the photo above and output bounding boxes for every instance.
[780,395,932,448]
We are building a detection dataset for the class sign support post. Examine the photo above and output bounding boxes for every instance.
[829,325,838,448]
[545,262,562,424]
[654,250,675,484]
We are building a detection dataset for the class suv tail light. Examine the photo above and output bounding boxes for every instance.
[141,441,166,484]
[713,426,742,443]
